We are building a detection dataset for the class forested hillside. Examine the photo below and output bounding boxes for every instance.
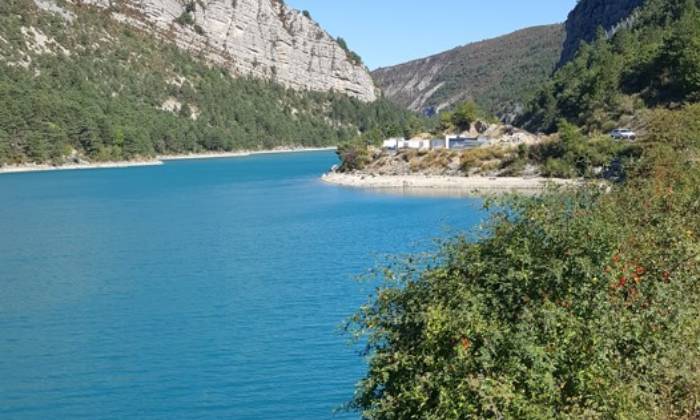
[371,25,565,119]
[559,0,645,65]
[0,0,413,165]
[520,0,700,133]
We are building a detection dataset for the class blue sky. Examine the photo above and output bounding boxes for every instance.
[285,0,577,70]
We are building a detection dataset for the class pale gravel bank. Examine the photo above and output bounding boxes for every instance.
[0,147,337,174]
[321,172,578,194]
[0,160,163,174]
[159,146,336,161]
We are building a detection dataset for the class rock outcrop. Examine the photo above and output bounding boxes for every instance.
[72,0,376,101]
[559,0,645,65]
[371,25,565,118]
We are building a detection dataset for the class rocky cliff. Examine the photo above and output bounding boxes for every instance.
[371,25,564,119]
[559,0,645,65]
[73,0,376,101]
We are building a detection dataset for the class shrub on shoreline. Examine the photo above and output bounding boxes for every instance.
[346,110,700,417]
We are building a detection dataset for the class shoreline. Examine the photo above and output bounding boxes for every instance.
[321,172,577,194]
[0,147,337,174]
[0,160,163,174]
[158,146,336,161]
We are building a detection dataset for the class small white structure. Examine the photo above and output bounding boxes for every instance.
[382,135,485,151]
[382,138,431,150]
[382,138,404,149]
[406,139,431,150]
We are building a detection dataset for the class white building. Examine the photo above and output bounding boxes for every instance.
[382,138,403,149]
[406,139,431,150]
[382,138,431,150]
[382,135,486,151]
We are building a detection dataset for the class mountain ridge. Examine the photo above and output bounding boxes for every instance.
[371,24,565,119]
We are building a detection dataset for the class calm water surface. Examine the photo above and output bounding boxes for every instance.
[0,151,487,419]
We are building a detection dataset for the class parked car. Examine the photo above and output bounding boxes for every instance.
[610,128,637,140]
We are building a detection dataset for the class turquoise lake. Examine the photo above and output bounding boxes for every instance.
[0,151,487,419]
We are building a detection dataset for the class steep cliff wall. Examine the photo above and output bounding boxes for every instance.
[559,0,645,65]
[372,25,564,118]
[74,0,376,101]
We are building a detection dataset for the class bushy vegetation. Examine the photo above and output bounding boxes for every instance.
[437,100,496,133]
[520,0,700,133]
[499,120,641,178]
[335,141,372,172]
[346,105,700,417]
[0,0,413,165]
[347,1,700,414]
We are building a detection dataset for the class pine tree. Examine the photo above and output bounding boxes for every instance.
[663,0,700,99]
[0,128,10,165]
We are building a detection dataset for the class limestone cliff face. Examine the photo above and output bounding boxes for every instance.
[75,0,376,101]
[559,0,645,65]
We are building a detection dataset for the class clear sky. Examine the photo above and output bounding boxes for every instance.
[285,0,578,70]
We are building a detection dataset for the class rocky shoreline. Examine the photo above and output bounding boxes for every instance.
[321,171,577,194]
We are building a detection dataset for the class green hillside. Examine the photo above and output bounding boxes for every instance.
[0,0,414,165]
[519,0,700,133]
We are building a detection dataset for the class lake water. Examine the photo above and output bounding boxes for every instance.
[0,151,487,419]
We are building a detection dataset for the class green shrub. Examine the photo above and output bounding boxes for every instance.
[175,11,194,26]
[336,142,370,172]
[526,121,639,178]
[347,158,700,418]
[541,157,576,177]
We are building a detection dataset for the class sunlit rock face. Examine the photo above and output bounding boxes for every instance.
[75,0,377,101]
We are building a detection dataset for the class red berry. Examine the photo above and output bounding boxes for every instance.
[662,271,671,283]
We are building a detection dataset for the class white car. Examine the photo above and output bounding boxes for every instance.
[610,128,636,141]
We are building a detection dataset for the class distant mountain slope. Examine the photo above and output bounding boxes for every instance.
[559,0,646,66]
[371,24,565,118]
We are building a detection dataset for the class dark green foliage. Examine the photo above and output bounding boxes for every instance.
[451,101,492,131]
[661,2,700,99]
[520,0,700,133]
[336,36,363,65]
[0,0,413,164]
[347,116,700,417]
[0,128,10,164]
[524,120,640,178]
[336,141,370,172]
[432,100,495,134]
[175,11,194,26]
